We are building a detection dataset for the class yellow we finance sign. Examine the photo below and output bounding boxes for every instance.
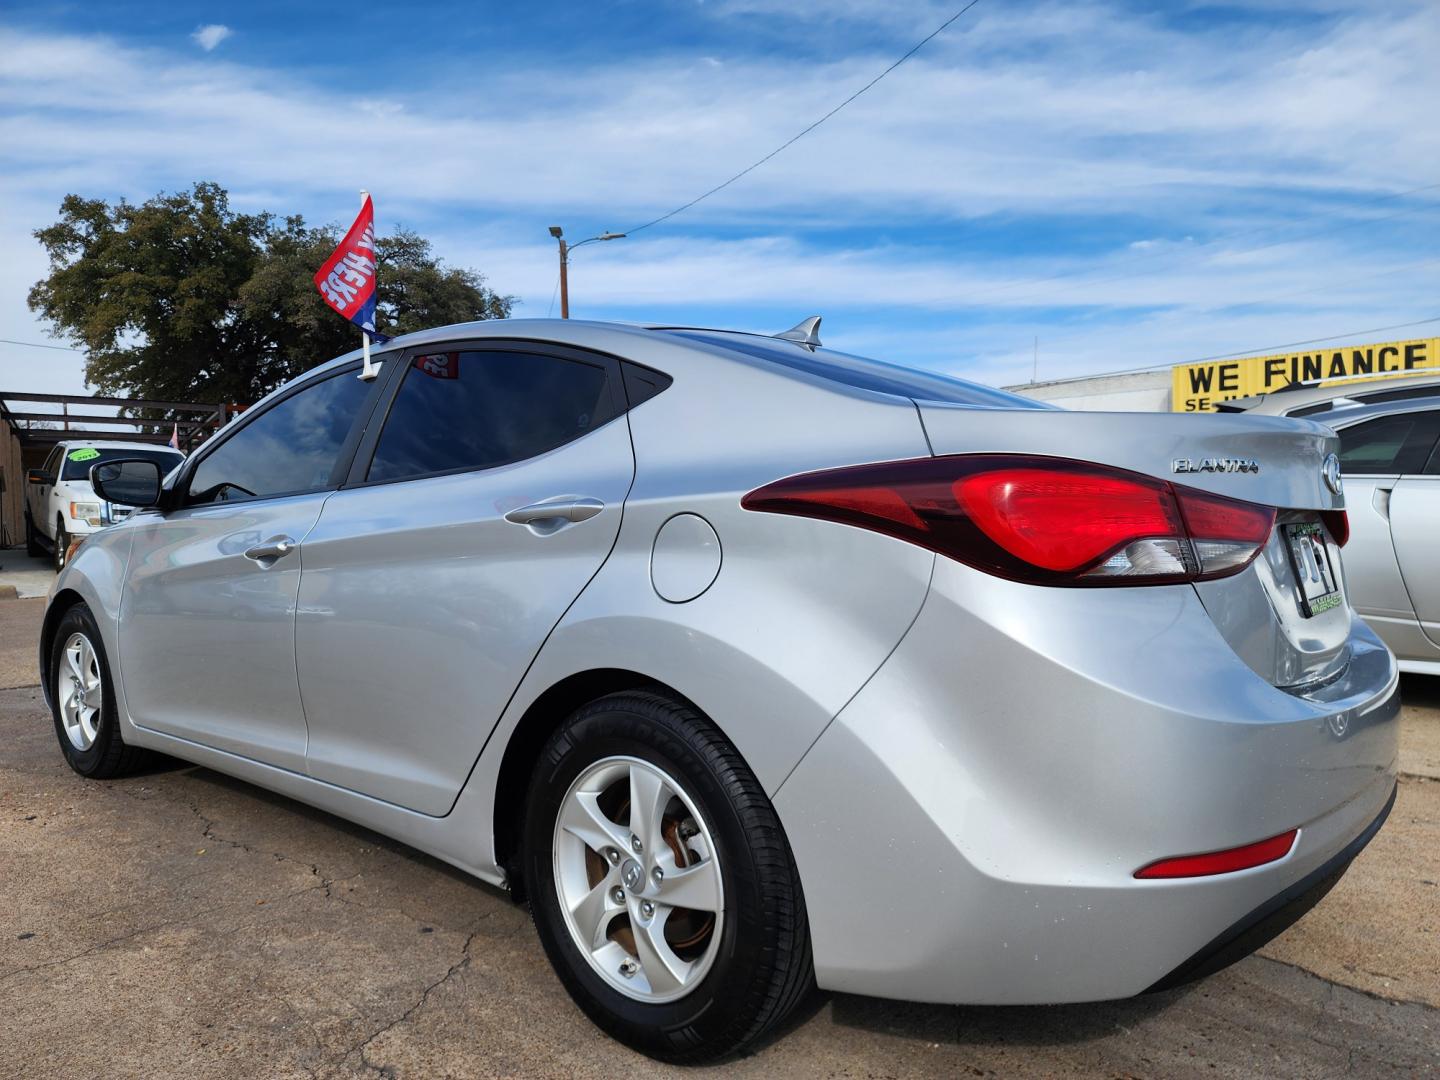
[1171,337,1440,412]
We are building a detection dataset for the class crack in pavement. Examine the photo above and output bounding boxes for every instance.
[0,877,340,985]
[340,928,484,1079]
[1256,953,1440,1014]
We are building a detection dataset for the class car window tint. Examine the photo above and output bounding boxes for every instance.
[1338,412,1440,475]
[62,447,183,482]
[367,350,616,482]
[188,370,372,504]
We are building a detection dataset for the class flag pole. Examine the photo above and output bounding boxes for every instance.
[358,189,379,381]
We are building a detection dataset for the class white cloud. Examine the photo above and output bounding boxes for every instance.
[191,24,232,52]
[1,2,1437,393]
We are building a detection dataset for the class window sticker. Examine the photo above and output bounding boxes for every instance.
[67,448,101,463]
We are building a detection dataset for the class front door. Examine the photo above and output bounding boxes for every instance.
[294,343,634,815]
[120,364,383,770]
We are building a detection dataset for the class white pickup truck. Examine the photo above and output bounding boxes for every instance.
[25,440,185,571]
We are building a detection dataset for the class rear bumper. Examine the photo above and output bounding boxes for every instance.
[774,557,1401,1005]
[1146,781,1394,993]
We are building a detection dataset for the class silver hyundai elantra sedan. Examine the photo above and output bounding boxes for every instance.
[43,317,1398,1061]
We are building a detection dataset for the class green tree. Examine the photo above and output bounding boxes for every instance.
[28,181,513,405]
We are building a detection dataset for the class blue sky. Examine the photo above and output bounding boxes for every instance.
[2,0,1438,398]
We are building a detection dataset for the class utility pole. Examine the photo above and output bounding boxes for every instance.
[548,227,627,318]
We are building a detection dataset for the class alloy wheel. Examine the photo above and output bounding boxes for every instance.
[58,631,103,751]
[552,755,724,1003]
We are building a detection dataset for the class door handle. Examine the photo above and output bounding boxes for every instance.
[244,536,297,561]
[504,496,605,528]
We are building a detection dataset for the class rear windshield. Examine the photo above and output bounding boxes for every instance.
[665,329,1053,409]
[61,447,184,482]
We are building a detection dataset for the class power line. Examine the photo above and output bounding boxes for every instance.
[626,0,985,235]
[546,270,562,318]
[1017,256,1440,361]
[959,179,1440,309]
[1174,315,1440,366]
[0,337,83,353]
[1033,315,1440,383]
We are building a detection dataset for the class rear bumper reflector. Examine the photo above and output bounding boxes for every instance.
[1134,828,1299,879]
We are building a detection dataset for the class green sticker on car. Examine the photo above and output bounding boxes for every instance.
[67,448,101,463]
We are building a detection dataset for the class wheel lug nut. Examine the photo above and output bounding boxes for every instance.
[610,887,625,904]
[651,867,663,884]
[630,834,642,853]
[640,901,654,919]
[605,848,620,865]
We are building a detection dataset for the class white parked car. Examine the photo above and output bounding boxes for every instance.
[25,440,185,570]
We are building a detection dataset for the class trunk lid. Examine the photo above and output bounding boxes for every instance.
[915,404,1351,690]
[915,404,1341,511]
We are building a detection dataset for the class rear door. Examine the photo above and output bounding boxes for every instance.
[1378,408,1440,649]
[294,341,635,815]
[120,362,386,771]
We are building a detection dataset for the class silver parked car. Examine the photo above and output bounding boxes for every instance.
[43,318,1398,1061]
[1220,375,1440,674]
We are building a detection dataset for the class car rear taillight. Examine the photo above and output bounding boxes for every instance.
[1321,509,1349,547]
[741,454,1278,586]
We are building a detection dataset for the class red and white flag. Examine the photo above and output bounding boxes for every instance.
[314,193,386,341]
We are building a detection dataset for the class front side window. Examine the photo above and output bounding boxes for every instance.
[1338,412,1440,475]
[366,350,616,483]
[188,369,373,505]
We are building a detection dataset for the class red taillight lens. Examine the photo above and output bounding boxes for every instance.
[955,467,1183,572]
[1134,829,1298,879]
[741,454,1278,586]
[1321,509,1349,547]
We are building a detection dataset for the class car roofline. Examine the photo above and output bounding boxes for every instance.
[1300,394,1440,429]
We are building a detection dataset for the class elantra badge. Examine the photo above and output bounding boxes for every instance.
[1171,457,1260,475]
[1322,453,1343,495]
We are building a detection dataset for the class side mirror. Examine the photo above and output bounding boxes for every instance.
[26,469,54,486]
[90,459,163,509]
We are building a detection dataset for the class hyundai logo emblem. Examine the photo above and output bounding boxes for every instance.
[1322,453,1343,496]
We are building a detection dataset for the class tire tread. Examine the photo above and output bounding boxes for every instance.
[527,688,814,1062]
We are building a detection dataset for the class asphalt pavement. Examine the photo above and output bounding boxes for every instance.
[2,591,1436,1078]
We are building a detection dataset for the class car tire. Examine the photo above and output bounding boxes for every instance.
[25,515,43,558]
[48,603,148,779]
[53,520,68,573]
[523,689,814,1063]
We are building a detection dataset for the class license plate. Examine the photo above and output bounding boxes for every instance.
[1283,521,1342,617]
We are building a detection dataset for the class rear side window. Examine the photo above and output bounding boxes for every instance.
[366,350,617,483]
[1338,411,1440,475]
[188,369,373,504]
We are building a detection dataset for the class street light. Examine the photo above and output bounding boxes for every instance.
[549,226,626,318]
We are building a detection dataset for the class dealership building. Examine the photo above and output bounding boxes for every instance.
[1007,335,1439,412]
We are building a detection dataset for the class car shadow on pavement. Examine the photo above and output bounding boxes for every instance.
[823,983,1190,1047]
[174,765,514,901]
[1401,673,1440,709]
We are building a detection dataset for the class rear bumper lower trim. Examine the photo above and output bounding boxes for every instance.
[1144,780,1397,994]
